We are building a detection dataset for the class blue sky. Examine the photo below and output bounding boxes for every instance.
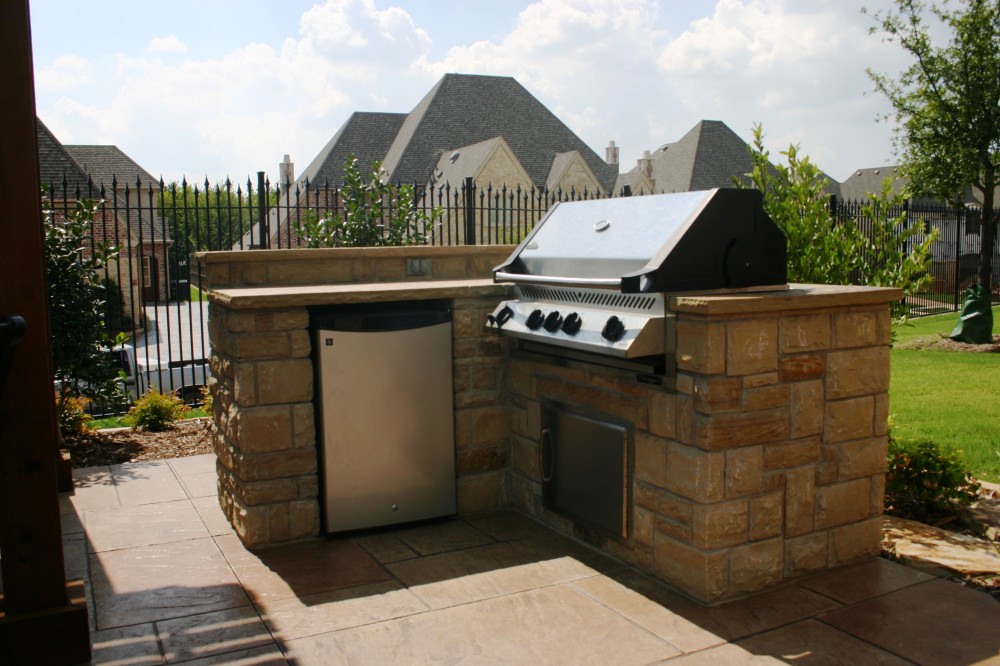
[30,0,909,185]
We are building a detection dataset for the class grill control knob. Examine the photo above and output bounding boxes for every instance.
[543,311,563,333]
[602,315,626,342]
[526,309,545,330]
[561,312,582,335]
[495,306,514,328]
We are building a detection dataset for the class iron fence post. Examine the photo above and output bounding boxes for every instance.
[955,205,963,309]
[256,171,268,249]
[463,176,475,245]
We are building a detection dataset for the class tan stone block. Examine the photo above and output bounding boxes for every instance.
[676,395,694,445]
[779,354,825,382]
[239,449,317,481]
[257,358,313,404]
[763,470,784,493]
[536,378,647,429]
[634,481,693,526]
[743,384,789,412]
[743,372,778,388]
[655,515,693,542]
[635,432,668,487]
[785,467,815,537]
[231,503,268,547]
[507,363,535,399]
[876,307,892,345]
[242,478,299,505]
[826,347,890,399]
[454,409,472,449]
[238,405,292,453]
[824,397,875,443]
[233,362,256,407]
[727,319,778,376]
[239,261,267,286]
[838,437,888,481]
[694,408,788,451]
[874,393,889,436]
[293,403,315,449]
[268,504,290,543]
[693,377,742,413]
[471,365,498,390]
[779,314,830,353]
[833,312,878,348]
[265,309,310,332]
[457,445,508,474]
[232,332,289,360]
[457,472,503,513]
[633,506,655,548]
[290,330,311,358]
[725,446,764,497]
[816,443,840,486]
[664,442,724,502]
[785,532,828,577]
[790,380,824,438]
[730,538,783,594]
[676,320,726,374]
[289,500,320,540]
[764,437,820,470]
[649,391,676,439]
[225,311,256,334]
[206,263,232,288]
[653,529,729,603]
[828,516,882,567]
[870,473,886,516]
[675,372,694,395]
[298,474,319,499]
[749,492,783,540]
[815,478,871,529]
[692,500,748,549]
[512,435,540,479]
[268,259,352,285]
[472,406,509,446]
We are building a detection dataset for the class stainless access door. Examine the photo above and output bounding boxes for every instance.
[316,303,455,533]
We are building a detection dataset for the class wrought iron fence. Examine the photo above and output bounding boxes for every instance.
[42,173,999,412]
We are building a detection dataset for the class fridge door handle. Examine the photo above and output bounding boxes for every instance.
[540,428,554,482]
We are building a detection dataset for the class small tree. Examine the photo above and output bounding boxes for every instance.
[739,124,936,322]
[866,0,1000,311]
[296,153,441,248]
[45,198,128,428]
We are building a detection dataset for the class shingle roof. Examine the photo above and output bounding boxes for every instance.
[36,118,92,196]
[64,144,159,190]
[651,120,754,192]
[380,74,618,193]
[838,166,906,202]
[297,111,407,188]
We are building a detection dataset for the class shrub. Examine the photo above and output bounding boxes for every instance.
[199,384,213,412]
[126,390,189,432]
[57,394,93,437]
[884,438,980,523]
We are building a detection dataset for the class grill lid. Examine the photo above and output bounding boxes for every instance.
[494,188,786,293]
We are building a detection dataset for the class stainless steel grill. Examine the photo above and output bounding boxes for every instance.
[486,188,787,361]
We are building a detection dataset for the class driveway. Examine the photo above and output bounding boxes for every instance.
[133,301,209,365]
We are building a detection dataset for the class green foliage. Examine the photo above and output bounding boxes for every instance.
[885,437,981,522]
[866,0,1000,293]
[295,154,442,248]
[740,124,861,285]
[740,124,937,323]
[199,384,213,413]
[855,180,939,322]
[56,394,94,437]
[126,390,189,432]
[44,198,128,420]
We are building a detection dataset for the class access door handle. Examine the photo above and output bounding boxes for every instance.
[539,428,554,482]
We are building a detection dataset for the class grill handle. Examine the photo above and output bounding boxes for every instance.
[540,428,555,482]
[495,271,621,288]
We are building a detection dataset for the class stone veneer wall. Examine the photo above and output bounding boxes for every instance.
[507,285,900,603]
[197,247,512,547]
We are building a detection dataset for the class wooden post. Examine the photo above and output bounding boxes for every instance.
[0,1,91,663]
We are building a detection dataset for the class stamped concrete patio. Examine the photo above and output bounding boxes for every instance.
[61,454,1000,665]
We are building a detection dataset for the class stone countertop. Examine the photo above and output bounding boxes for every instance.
[208,279,509,309]
[671,283,904,315]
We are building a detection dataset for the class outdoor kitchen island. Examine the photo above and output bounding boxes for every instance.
[198,244,902,604]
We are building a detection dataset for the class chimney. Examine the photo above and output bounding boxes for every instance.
[279,154,294,191]
[638,149,652,176]
[605,140,619,166]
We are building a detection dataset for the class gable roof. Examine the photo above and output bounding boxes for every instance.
[381,73,617,193]
[431,136,507,188]
[36,118,91,195]
[651,120,754,193]
[296,111,407,188]
[64,144,159,190]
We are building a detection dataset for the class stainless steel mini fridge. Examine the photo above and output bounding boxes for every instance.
[313,302,456,533]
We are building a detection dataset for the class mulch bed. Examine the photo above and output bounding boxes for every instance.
[65,417,214,468]
[895,334,1000,352]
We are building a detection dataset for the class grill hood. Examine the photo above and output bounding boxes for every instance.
[494,188,787,293]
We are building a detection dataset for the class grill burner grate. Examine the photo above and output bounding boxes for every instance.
[518,285,660,313]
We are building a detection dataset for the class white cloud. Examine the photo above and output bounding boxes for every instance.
[35,54,92,90]
[147,35,187,54]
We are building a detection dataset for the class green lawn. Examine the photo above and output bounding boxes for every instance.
[89,407,209,430]
[890,307,1000,483]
